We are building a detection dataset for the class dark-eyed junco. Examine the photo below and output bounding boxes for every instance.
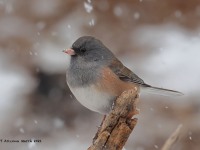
[63,36,183,114]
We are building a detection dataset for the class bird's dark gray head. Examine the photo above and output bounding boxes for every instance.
[65,36,115,87]
[70,36,114,63]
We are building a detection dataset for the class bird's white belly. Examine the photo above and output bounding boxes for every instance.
[68,84,114,114]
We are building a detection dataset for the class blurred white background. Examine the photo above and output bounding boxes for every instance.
[0,0,200,150]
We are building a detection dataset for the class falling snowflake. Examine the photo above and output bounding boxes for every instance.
[34,120,38,124]
[5,2,13,14]
[19,128,24,133]
[189,136,192,140]
[154,145,159,149]
[51,31,57,36]
[89,19,95,26]
[87,0,92,3]
[67,24,71,29]
[175,10,182,18]
[133,12,140,20]
[113,6,123,17]
[150,107,154,111]
[84,2,93,13]
[36,21,46,30]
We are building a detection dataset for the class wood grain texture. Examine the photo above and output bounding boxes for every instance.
[88,89,139,150]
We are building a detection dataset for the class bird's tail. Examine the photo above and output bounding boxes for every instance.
[141,85,183,96]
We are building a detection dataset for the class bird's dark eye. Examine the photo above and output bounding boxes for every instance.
[80,47,86,53]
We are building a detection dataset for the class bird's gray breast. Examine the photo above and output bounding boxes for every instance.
[66,58,101,87]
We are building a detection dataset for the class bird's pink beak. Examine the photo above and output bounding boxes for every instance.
[62,48,75,55]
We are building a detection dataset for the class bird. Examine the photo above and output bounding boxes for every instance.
[63,36,183,114]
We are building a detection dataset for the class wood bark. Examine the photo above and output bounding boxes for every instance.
[88,89,139,150]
